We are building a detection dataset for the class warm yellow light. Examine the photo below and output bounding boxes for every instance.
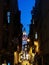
[22,60,30,65]
[29,47,32,54]
[34,41,38,46]
[34,41,39,52]
[2,63,7,65]
[19,51,23,62]
[14,51,19,65]
[29,47,36,63]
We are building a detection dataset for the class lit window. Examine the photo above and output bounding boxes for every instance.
[35,32,38,39]
[7,11,10,23]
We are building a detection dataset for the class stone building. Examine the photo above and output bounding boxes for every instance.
[29,0,49,65]
[0,0,22,64]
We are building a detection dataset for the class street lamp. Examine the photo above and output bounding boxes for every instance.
[27,38,30,42]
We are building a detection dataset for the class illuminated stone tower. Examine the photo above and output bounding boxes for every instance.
[22,28,28,51]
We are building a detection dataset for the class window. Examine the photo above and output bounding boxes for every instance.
[33,19,34,24]
[35,32,38,39]
[7,11,10,23]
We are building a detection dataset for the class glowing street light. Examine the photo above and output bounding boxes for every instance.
[27,38,30,42]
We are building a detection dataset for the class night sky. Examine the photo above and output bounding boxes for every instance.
[18,0,35,35]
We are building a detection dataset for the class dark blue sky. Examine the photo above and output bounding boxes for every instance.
[18,0,35,35]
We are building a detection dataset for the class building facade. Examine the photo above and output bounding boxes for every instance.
[0,0,4,50]
[0,0,22,64]
[30,0,49,65]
